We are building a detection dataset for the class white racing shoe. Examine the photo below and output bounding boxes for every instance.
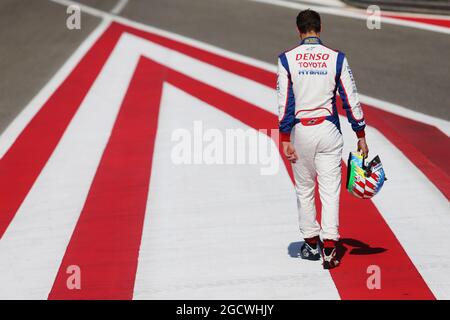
[300,236,321,261]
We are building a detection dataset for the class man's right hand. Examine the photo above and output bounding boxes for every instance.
[282,141,298,163]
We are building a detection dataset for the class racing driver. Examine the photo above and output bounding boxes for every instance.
[277,9,369,269]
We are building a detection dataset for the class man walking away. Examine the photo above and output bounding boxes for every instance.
[277,9,369,269]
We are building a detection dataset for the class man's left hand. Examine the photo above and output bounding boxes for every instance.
[357,137,369,158]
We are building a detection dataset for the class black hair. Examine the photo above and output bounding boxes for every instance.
[296,9,321,34]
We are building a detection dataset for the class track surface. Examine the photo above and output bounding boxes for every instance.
[0,0,449,300]
[1,0,448,134]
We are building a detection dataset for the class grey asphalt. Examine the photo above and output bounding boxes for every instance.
[1,0,448,138]
[75,0,118,11]
[0,0,101,134]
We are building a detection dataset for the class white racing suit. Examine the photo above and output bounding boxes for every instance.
[277,36,366,241]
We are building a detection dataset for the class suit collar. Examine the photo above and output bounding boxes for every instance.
[301,36,322,45]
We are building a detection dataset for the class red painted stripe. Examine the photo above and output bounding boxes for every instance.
[117,22,276,88]
[336,99,450,199]
[115,22,449,199]
[330,167,434,299]
[48,57,163,299]
[117,24,441,298]
[383,14,450,28]
[116,22,449,199]
[0,24,124,239]
[0,22,439,299]
[167,65,434,299]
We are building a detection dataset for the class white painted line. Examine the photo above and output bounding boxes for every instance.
[111,0,128,15]
[293,0,346,8]
[250,0,450,34]
[0,20,111,160]
[340,115,450,299]
[0,38,140,299]
[133,84,340,299]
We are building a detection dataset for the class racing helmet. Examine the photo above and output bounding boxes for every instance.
[346,152,386,199]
